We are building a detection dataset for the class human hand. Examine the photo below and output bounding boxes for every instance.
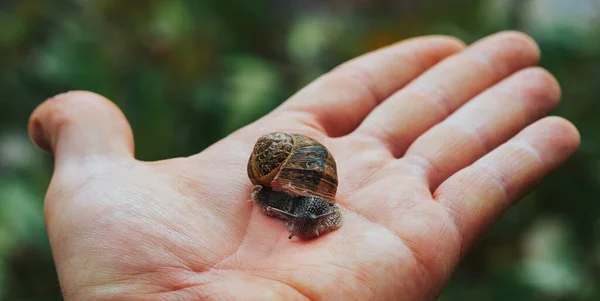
[29,31,580,300]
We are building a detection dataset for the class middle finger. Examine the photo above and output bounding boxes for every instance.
[353,31,541,157]
[404,67,561,191]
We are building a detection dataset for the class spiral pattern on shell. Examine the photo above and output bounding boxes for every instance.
[247,132,338,203]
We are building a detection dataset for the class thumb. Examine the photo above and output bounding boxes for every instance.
[28,91,135,162]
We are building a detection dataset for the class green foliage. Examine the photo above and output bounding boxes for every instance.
[1,0,599,299]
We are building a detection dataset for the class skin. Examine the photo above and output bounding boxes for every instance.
[28,31,580,300]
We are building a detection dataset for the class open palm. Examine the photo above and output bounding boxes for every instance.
[30,32,579,301]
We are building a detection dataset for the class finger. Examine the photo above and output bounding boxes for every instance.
[435,117,580,255]
[405,67,561,190]
[356,31,541,157]
[28,91,135,162]
[276,36,465,137]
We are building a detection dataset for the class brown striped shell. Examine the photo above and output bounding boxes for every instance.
[247,132,338,204]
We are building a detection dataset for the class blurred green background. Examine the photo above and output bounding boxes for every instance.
[0,0,599,300]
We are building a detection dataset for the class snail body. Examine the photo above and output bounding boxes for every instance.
[251,185,342,239]
[247,132,342,239]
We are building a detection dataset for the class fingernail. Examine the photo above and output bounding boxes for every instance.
[30,119,52,153]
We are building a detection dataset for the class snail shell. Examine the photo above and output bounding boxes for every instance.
[247,132,338,203]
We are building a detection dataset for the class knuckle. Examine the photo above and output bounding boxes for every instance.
[327,65,382,103]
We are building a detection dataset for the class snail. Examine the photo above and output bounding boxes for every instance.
[247,132,342,239]
[251,185,342,239]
